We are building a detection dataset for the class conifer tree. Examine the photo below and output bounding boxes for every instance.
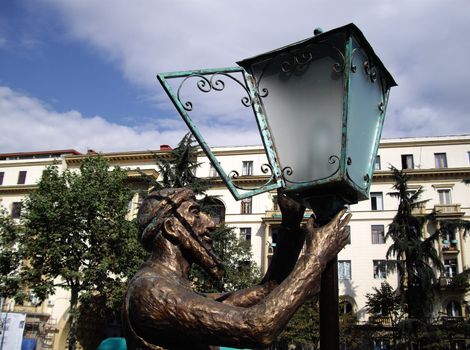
[386,167,443,321]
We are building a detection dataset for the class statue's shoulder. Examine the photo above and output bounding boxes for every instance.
[128,266,164,290]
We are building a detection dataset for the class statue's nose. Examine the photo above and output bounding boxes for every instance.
[202,212,216,231]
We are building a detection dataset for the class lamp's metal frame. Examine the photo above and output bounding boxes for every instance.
[158,67,284,200]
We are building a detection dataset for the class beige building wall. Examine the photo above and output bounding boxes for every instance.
[1,135,469,347]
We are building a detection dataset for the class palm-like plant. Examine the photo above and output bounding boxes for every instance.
[153,133,209,195]
[385,167,443,321]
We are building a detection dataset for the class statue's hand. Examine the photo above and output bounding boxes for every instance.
[305,209,351,266]
[278,190,305,229]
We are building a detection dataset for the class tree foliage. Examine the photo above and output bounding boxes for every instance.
[20,156,146,350]
[191,224,260,293]
[0,208,21,299]
[385,167,442,321]
[366,282,403,325]
[148,133,209,195]
[278,295,320,350]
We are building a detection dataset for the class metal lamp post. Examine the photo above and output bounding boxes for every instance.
[158,23,396,349]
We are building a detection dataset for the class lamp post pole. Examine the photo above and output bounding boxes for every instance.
[321,257,339,349]
[309,197,345,350]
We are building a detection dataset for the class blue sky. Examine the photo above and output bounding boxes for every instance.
[1,0,470,153]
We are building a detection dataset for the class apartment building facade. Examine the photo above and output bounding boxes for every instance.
[1,135,469,349]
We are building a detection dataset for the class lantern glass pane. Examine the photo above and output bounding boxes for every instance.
[346,40,385,190]
[253,41,345,184]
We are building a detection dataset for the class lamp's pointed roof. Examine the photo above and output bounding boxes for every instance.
[237,23,397,88]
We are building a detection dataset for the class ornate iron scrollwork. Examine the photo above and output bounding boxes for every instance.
[255,42,346,99]
[351,48,388,105]
[351,48,378,83]
[378,102,385,113]
[176,73,253,112]
[228,164,277,191]
[281,155,341,185]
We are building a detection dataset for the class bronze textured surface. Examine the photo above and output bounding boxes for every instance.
[123,188,350,350]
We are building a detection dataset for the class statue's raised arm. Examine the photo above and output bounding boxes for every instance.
[123,188,350,350]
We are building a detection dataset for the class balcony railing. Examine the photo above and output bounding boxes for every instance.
[434,204,463,216]
[368,315,392,326]
[439,315,467,323]
[441,239,458,252]
[438,276,469,290]
[411,202,427,215]
[265,210,313,219]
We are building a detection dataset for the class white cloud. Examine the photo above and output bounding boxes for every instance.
[33,0,470,138]
[0,86,262,153]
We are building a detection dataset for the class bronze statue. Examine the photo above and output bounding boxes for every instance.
[123,188,350,350]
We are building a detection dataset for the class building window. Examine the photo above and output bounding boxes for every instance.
[437,189,452,205]
[137,192,145,209]
[374,155,381,170]
[241,197,252,214]
[444,258,458,278]
[240,227,252,243]
[338,260,351,280]
[17,171,27,184]
[468,151,470,165]
[434,153,448,168]
[205,199,226,225]
[242,161,253,176]
[373,260,388,279]
[0,172,4,185]
[373,340,390,350]
[339,300,353,314]
[371,225,385,244]
[446,301,462,317]
[401,154,414,169]
[345,225,351,244]
[11,202,22,218]
[370,192,383,211]
[208,163,218,177]
[272,195,279,211]
[269,227,279,256]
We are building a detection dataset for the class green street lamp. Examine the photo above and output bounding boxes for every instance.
[158,23,396,212]
[158,23,396,349]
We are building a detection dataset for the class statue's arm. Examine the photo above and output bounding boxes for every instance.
[130,210,350,348]
[209,193,306,307]
[261,191,306,284]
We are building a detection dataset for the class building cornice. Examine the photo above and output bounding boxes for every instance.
[372,167,470,182]
[379,137,470,148]
[0,185,38,194]
[0,160,58,168]
[0,169,159,193]
[127,169,159,180]
[65,151,172,166]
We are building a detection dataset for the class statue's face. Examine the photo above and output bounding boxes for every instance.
[170,199,224,279]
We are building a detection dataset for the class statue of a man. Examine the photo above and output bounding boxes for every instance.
[123,188,350,350]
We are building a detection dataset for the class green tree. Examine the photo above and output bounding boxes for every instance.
[0,208,21,300]
[366,282,404,347]
[278,295,320,350]
[20,156,145,350]
[386,167,443,322]
[191,224,260,293]
[149,133,209,195]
